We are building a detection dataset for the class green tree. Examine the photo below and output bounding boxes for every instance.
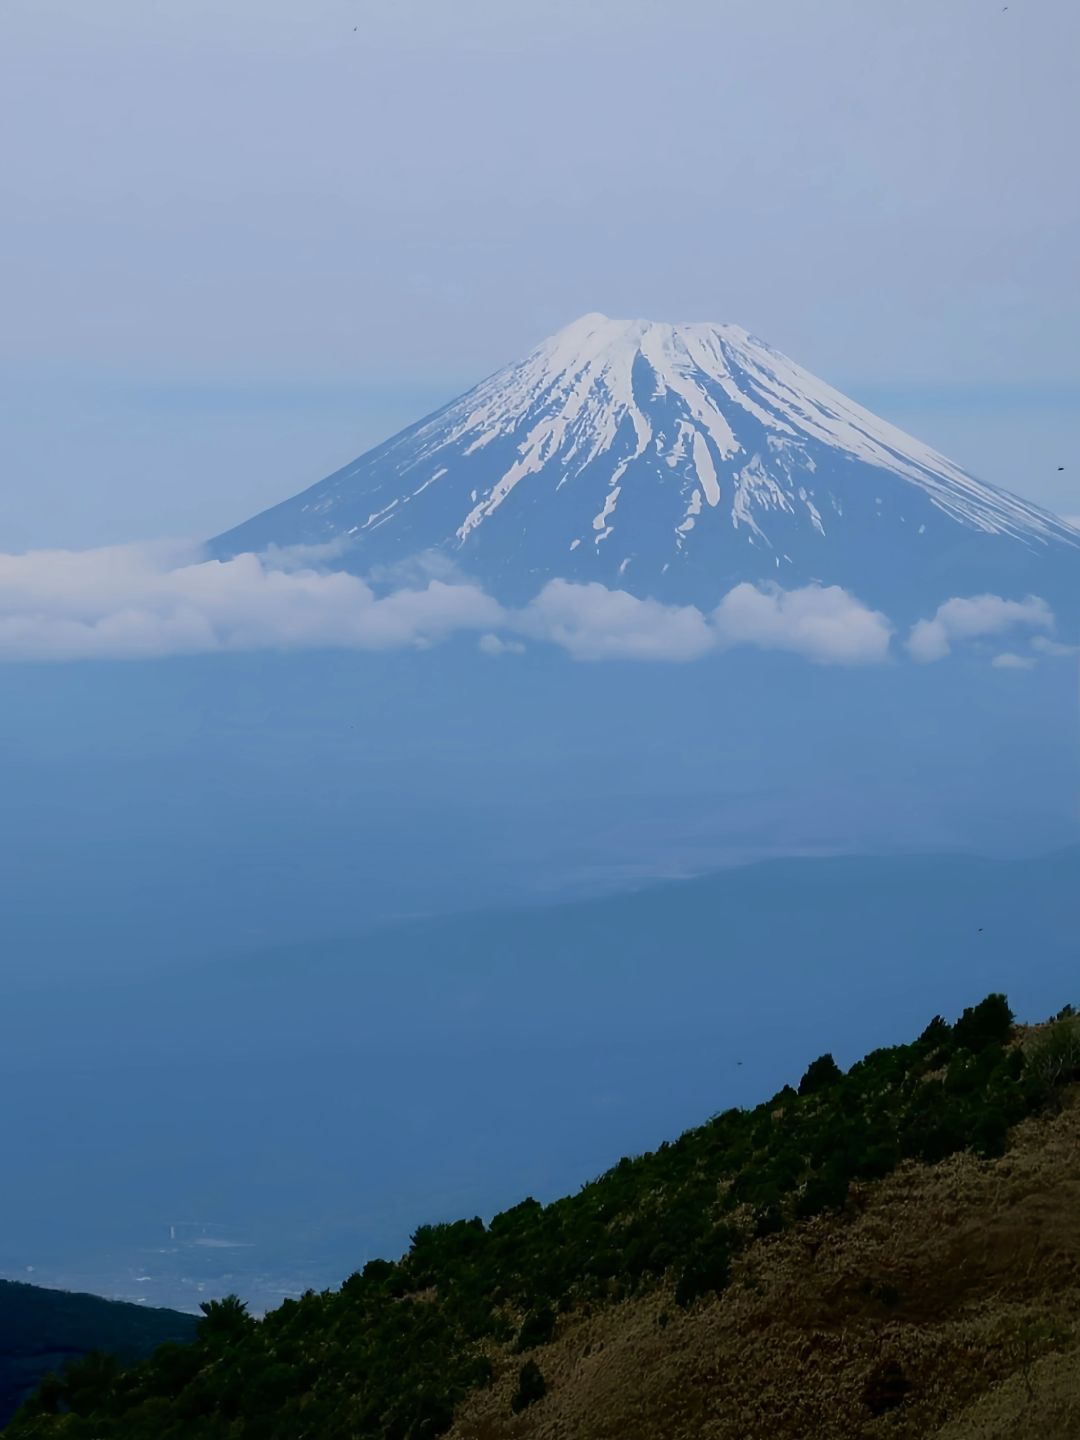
[1025,1014,1080,1091]
[953,993,1013,1053]
[511,1360,547,1413]
[799,1053,843,1095]
[197,1294,252,1343]
[515,1305,556,1351]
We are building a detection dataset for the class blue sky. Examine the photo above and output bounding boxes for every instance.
[1,0,1078,545]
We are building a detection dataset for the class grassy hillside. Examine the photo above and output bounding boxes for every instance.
[0,1283,196,1429]
[5,995,1079,1439]
[452,1051,1080,1439]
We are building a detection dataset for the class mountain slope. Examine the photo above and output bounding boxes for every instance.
[0,1282,196,1428]
[451,1078,1080,1440]
[8,998,1079,1439]
[212,314,1080,613]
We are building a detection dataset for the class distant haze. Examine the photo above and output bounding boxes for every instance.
[0,0,1078,546]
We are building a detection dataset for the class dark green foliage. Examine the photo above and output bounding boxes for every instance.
[952,993,1014,1053]
[59,1351,121,1417]
[510,1360,546,1414]
[515,1306,556,1351]
[863,1358,912,1415]
[858,1277,902,1310]
[674,1226,734,1308]
[798,1053,843,1096]
[918,1015,951,1048]
[971,1108,1010,1158]
[752,1204,785,1239]
[0,1280,196,1428]
[1024,1014,1080,1093]
[794,1166,850,1219]
[361,1258,397,1284]
[7,993,1060,1440]
[196,1295,251,1342]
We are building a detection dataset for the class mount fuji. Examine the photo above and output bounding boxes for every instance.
[213,313,1080,617]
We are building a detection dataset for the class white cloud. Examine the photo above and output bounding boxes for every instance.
[515,579,716,662]
[512,579,892,665]
[906,594,1054,663]
[258,539,355,569]
[0,543,500,660]
[1031,635,1079,658]
[0,545,902,668]
[365,549,470,589]
[991,651,1036,671]
[711,582,893,665]
[478,633,525,657]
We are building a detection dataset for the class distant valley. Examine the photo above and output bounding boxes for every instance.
[3,846,1076,1312]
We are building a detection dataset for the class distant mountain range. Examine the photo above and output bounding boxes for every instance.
[0,1280,195,1428]
[213,314,1080,615]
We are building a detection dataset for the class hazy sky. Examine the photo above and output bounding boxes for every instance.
[2,0,1078,546]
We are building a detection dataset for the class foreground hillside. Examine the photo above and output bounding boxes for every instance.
[0,1284,195,1429]
[451,1048,1080,1440]
[7,996,1079,1439]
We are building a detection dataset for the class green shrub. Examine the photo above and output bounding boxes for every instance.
[515,1306,556,1352]
[971,1107,1009,1158]
[753,1204,785,1239]
[799,1053,843,1095]
[918,1015,951,1048]
[674,1228,734,1308]
[196,1294,251,1343]
[794,1166,849,1219]
[863,1358,912,1415]
[953,993,1013,1053]
[362,1258,397,1283]
[903,1111,968,1165]
[1024,1015,1080,1091]
[510,1360,547,1413]
[60,1349,122,1415]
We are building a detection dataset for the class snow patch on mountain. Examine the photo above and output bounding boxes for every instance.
[211,313,1080,612]
[392,312,1065,548]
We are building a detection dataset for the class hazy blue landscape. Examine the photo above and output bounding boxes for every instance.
[2,592,1078,1315]
[1,4,1078,1437]
[4,836,1077,1312]
[4,641,1077,972]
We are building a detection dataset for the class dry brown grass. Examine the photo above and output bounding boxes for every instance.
[449,1091,1080,1440]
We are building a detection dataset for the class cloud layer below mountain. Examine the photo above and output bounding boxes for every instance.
[904,594,1054,663]
[0,542,1061,669]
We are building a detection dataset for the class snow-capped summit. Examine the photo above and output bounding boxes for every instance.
[212,313,1080,613]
